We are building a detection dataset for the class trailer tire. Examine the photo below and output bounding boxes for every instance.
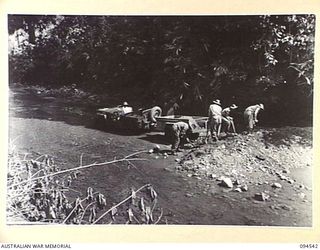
[189,132,200,140]
[149,106,162,123]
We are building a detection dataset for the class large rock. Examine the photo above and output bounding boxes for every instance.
[219,177,233,188]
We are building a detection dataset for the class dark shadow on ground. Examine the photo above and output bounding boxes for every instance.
[138,133,171,146]
[85,120,149,136]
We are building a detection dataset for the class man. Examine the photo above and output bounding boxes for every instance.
[166,103,179,116]
[207,99,222,141]
[171,121,190,154]
[221,104,238,134]
[243,103,264,132]
[122,101,133,114]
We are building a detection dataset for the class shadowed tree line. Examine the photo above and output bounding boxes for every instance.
[8,15,315,126]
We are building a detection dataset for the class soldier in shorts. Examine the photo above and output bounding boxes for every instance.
[207,99,222,141]
[221,104,238,134]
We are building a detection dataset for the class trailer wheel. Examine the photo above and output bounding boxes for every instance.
[189,132,200,140]
[149,106,162,123]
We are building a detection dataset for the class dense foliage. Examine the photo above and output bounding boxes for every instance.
[8,15,315,125]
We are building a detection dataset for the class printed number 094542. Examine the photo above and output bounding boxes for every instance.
[300,244,318,249]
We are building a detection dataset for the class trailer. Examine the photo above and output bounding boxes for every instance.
[155,115,208,140]
[95,105,162,131]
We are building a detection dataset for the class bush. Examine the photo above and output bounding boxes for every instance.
[7,145,164,225]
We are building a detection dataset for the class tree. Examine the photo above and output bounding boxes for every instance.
[8,15,315,125]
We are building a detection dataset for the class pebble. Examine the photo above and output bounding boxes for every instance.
[208,173,217,179]
[148,149,154,154]
[305,186,312,191]
[299,193,306,199]
[280,175,287,180]
[185,193,193,197]
[280,205,293,211]
[175,158,180,162]
[255,155,266,161]
[187,174,193,178]
[287,179,295,184]
[261,168,267,173]
[234,179,241,185]
[272,183,282,189]
[254,192,270,201]
[270,205,280,210]
[234,188,242,192]
[241,185,248,192]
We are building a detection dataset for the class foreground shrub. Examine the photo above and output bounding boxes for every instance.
[7,145,163,224]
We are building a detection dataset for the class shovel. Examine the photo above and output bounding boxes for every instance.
[231,120,237,134]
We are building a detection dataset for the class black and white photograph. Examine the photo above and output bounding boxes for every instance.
[7,14,315,228]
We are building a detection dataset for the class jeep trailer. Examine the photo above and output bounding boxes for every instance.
[155,115,209,140]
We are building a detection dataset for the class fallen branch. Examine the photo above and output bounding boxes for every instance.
[8,150,148,188]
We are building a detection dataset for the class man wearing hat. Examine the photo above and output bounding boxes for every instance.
[243,103,264,132]
[222,104,238,134]
[207,99,222,141]
[166,102,180,116]
[122,101,133,114]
